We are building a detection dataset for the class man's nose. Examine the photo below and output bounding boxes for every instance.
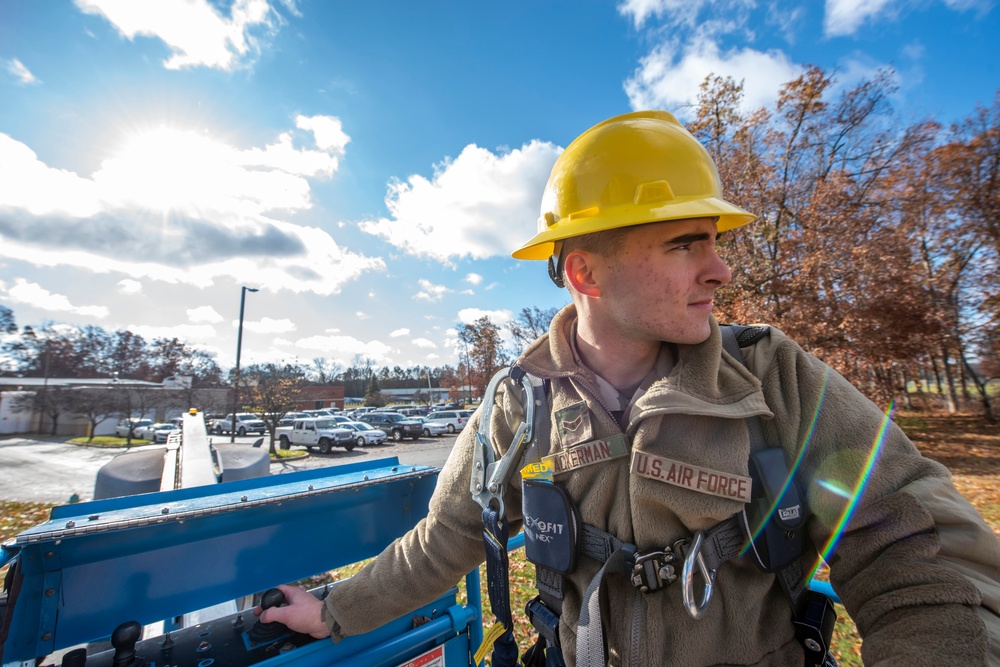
[704,248,732,287]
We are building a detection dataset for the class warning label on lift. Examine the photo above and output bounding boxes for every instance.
[395,644,444,667]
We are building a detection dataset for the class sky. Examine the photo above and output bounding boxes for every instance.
[0,0,997,375]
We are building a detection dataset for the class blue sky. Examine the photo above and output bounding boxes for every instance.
[0,0,997,374]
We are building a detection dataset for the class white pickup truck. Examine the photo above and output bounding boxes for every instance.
[275,417,356,453]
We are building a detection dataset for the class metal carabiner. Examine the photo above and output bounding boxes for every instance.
[470,366,538,519]
[681,531,716,620]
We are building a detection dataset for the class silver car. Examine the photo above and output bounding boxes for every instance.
[414,417,449,437]
[341,421,386,447]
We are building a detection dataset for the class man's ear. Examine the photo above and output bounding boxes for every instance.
[564,250,601,297]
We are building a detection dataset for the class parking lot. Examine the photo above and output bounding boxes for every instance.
[0,432,461,505]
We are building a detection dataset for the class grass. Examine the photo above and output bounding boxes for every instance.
[2,412,997,664]
[66,435,141,447]
[271,448,309,460]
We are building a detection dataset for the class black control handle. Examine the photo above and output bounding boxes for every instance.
[248,587,289,642]
[110,621,142,667]
[260,587,286,610]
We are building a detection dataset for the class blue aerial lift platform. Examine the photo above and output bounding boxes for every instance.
[0,410,486,667]
[0,456,484,667]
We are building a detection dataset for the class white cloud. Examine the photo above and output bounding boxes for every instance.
[187,305,223,323]
[0,134,102,217]
[412,338,437,349]
[617,0,714,29]
[0,118,384,296]
[241,317,295,334]
[96,124,344,214]
[355,311,370,320]
[294,333,393,363]
[6,58,39,85]
[4,279,109,318]
[413,279,451,302]
[457,308,513,326]
[75,0,278,71]
[465,273,483,285]
[389,328,410,337]
[117,278,142,294]
[358,140,561,263]
[624,34,803,116]
[824,0,897,36]
[296,115,350,153]
[823,0,991,37]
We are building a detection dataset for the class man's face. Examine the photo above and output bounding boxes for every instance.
[595,217,732,345]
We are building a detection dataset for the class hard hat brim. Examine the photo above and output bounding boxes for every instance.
[512,198,756,260]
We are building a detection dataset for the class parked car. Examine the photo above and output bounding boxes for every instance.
[425,410,467,434]
[340,421,386,447]
[357,412,423,441]
[115,418,154,438]
[278,412,312,427]
[303,409,336,418]
[412,416,449,437]
[137,423,181,443]
[212,413,266,436]
[275,418,355,453]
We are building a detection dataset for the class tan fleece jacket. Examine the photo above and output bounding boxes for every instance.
[326,305,1000,666]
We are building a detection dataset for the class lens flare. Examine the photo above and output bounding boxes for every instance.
[738,373,894,587]
[806,399,894,580]
[740,367,831,559]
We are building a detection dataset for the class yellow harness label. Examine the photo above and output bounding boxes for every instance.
[474,621,508,664]
[521,459,554,482]
[631,451,752,503]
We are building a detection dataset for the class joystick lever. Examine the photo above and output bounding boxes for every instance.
[110,621,145,667]
[248,588,289,643]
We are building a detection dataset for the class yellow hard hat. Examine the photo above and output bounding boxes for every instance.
[512,110,756,260]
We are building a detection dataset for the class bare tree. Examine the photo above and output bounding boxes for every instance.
[457,316,509,400]
[241,363,308,454]
[508,307,559,352]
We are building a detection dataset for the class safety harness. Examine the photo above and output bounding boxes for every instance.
[470,325,837,667]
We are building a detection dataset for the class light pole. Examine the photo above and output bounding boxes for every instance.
[232,286,259,442]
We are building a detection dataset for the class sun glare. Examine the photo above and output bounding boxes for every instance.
[99,126,239,213]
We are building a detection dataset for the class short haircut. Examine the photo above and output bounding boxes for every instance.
[559,227,632,286]
[562,226,630,260]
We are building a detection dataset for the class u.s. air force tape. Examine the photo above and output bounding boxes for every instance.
[631,451,752,503]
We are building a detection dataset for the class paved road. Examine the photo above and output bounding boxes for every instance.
[0,434,460,505]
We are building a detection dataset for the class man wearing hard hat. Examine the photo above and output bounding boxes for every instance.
[260,111,1000,666]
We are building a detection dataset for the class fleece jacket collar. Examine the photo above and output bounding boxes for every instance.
[517,303,774,427]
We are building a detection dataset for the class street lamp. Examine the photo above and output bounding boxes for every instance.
[232,286,259,442]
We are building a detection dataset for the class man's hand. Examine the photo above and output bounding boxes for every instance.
[252,584,329,639]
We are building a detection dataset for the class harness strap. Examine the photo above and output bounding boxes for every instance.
[577,544,635,667]
[720,324,768,451]
[481,506,519,667]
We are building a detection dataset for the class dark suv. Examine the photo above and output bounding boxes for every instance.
[358,412,423,441]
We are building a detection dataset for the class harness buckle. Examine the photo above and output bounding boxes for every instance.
[629,545,680,593]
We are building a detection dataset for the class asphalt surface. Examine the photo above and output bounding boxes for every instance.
[0,433,460,504]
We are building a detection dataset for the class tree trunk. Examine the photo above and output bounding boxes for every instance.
[960,350,996,423]
[899,367,914,410]
[939,345,959,414]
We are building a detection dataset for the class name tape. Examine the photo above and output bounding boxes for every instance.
[631,451,752,503]
[542,433,628,475]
